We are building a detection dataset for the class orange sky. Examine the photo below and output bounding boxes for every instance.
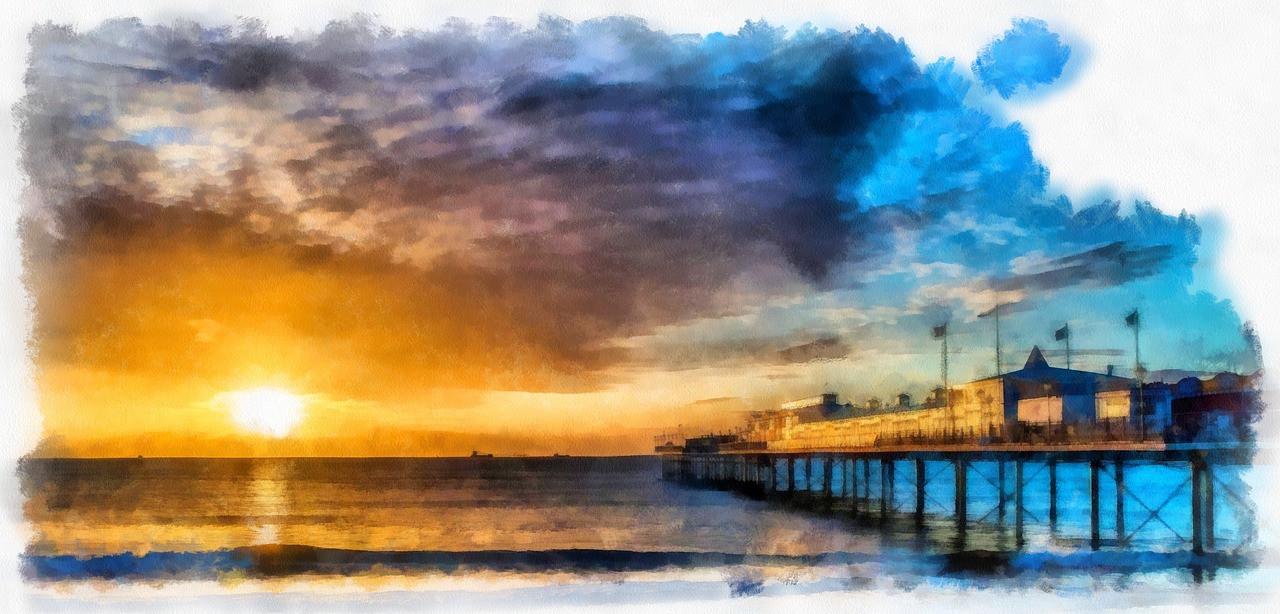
[23,197,770,455]
[17,17,1260,457]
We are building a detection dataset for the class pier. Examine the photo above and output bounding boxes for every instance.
[659,441,1255,564]
[656,346,1263,568]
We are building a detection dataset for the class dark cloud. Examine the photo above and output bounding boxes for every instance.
[631,329,862,371]
[992,241,1178,294]
[1040,349,1124,358]
[775,336,851,364]
[18,15,1215,384]
[211,41,298,91]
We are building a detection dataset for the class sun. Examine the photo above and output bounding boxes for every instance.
[220,387,306,438]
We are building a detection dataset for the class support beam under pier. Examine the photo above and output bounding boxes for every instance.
[1115,460,1125,546]
[1048,459,1059,533]
[880,458,889,525]
[915,458,926,530]
[1015,460,1025,549]
[955,458,968,548]
[823,455,834,508]
[998,461,1007,524]
[1090,459,1101,551]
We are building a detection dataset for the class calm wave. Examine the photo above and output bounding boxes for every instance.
[17,456,1263,583]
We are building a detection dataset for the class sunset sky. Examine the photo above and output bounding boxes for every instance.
[16,14,1261,456]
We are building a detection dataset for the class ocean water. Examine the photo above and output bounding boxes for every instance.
[15,456,1280,609]
[20,457,877,571]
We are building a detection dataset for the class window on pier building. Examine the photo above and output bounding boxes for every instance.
[1096,389,1132,420]
[1017,396,1063,423]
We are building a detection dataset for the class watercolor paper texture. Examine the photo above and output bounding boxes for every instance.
[4,1,1280,612]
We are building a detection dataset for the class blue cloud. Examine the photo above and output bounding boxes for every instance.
[973,18,1071,99]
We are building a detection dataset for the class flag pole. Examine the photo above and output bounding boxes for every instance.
[1136,314,1144,441]
[1126,309,1145,441]
[931,322,951,435]
[994,304,1002,377]
[979,303,1004,377]
[944,325,951,435]
[1054,322,1071,369]
[1065,323,1071,370]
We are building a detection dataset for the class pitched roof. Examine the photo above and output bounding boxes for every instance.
[1024,345,1049,369]
[1001,346,1133,387]
[969,347,1135,386]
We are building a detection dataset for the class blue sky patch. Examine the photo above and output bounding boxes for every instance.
[973,18,1071,99]
[128,126,192,147]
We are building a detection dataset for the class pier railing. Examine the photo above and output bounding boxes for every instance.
[873,419,1158,448]
[714,421,1162,454]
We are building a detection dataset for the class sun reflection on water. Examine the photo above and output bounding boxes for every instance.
[247,463,289,545]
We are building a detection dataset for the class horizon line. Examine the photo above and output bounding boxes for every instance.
[19,454,662,460]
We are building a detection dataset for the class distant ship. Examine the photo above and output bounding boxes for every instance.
[469,451,494,458]
[551,453,571,458]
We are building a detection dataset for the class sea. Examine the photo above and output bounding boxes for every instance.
[13,456,1280,612]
